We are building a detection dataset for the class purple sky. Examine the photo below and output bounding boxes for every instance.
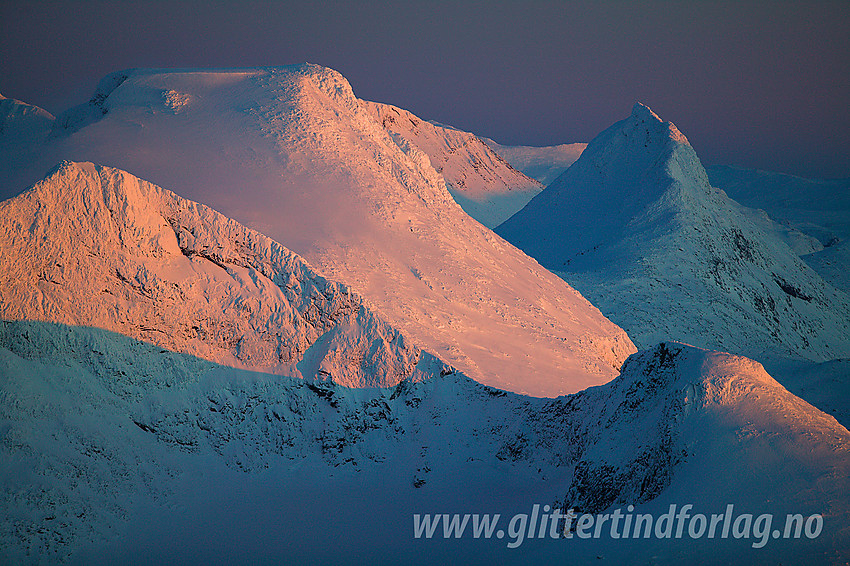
[2,0,848,178]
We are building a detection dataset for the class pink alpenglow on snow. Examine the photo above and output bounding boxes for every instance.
[2,65,635,396]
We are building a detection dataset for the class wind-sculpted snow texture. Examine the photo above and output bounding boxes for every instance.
[1,325,847,564]
[2,68,848,565]
[0,162,427,388]
[0,65,634,396]
[363,100,543,227]
[498,103,850,364]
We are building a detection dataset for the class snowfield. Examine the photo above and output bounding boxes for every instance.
[0,65,634,397]
[2,322,847,564]
[0,65,848,564]
[707,165,850,294]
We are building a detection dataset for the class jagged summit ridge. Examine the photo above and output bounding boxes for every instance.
[0,161,444,388]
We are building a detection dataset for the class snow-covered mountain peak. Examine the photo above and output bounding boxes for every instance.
[0,161,450,388]
[3,65,635,396]
[582,101,698,197]
[498,104,850,363]
[629,101,690,145]
[56,64,364,136]
[294,63,359,112]
[497,103,709,269]
[630,100,657,119]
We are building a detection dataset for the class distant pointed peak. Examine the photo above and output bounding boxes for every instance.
[631,101,662,122]
[629,102,690,146]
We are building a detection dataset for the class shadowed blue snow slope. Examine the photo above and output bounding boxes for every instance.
[707,165,850,293]
[1,321,847,564]
[497,103,850,365]
[0,93,56,198]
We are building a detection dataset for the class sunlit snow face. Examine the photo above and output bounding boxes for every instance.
[1,66,635,396]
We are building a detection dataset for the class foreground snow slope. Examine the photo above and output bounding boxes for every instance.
[363,101,543,227]
[1,323,846,564]
[0,161,442,388]
[482,138,586,186]
[497,103,850,363]
[0,65,634,395]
